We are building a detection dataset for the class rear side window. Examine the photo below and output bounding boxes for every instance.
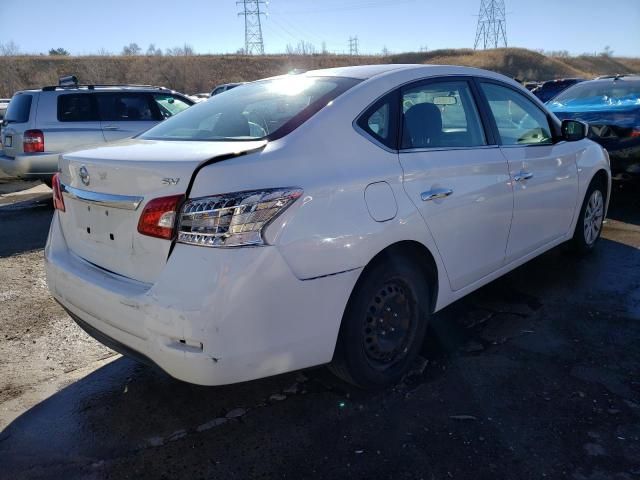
[356,92,399,149]
[401,80,486,149]
[4,94,33,123]
[97,93,160,121]
[58,94,99,122]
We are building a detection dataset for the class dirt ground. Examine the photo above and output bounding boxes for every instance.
[0,180,639,480]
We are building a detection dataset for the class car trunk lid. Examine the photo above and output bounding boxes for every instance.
[57,138,266,284]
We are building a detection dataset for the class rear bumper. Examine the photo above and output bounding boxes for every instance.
[45,212,360,386]
[0,152,59,180]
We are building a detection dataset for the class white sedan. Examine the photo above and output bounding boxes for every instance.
[45,65,610,388]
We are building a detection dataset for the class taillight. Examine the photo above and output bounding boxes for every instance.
[137,194,184,240]
[23,129,44,153]
[177,188,303,247]
[51,173,65,212]
[630,129,640,138]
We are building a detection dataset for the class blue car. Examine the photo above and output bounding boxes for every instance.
[548,75,640,180]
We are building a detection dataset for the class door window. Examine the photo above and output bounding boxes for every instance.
[401,81,486,149]
[97,93,159,121]
[480,82,553,145]
[58,94,99,122]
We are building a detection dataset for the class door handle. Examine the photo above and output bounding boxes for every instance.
[421,188,453,202]
[513,171,533,182]
[103,125,119,131]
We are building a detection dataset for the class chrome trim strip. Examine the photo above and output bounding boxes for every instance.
[60,183,144,211]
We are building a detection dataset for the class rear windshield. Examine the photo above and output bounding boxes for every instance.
[551,80,640,106]
[4,94,33,123]
[141,76,360,141]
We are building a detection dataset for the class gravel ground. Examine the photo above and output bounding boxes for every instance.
[0,180,638,480]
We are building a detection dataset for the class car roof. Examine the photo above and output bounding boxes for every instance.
[15,84,180,94]
[302,64,513,81]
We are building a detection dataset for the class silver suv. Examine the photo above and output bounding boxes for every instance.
[0,77,194,186]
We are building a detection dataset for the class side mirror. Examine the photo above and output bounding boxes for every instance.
[561,119,588,141]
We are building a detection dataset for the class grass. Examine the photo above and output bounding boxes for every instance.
[0,48,637,96]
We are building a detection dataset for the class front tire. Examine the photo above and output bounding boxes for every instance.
[570,179,606,254]
[330,254,431,389]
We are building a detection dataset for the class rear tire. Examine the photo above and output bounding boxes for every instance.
[570,178,606,254]
[330,254,431,389]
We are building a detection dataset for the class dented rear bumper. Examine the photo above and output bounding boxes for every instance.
[45,212,360,386]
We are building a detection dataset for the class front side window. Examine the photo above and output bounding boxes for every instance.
[141,76,360,141]
[58,94,99,122]
[97,93,158,122]
[153,94,192,119]
[401,81,486,149]
[481,82,553,145]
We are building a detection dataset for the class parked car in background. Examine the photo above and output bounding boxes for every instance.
[46,65,610,389]
[524,81,539,91]
[210,82,245,96]
[0,76,194,185]
[549,75,640,181]
[532,78,585,103]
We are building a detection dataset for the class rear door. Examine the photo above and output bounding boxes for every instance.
[477,80,579,262]
[97,92,161,141]
[398,77,514,291]
[38,93,105,154]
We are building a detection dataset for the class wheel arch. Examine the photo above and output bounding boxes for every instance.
[352,240,439,314]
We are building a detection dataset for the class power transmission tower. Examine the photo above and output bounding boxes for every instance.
[473,0,507,50]
[237,0,266,55]
[348,36,359,56]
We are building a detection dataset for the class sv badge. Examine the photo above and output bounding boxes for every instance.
[162,178,180,186]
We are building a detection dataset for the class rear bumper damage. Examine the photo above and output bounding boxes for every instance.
[45,212,360,386]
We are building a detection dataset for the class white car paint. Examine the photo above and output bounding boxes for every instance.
[45,65,611,386]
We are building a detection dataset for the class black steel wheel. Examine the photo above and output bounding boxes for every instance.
[330,253,431,389]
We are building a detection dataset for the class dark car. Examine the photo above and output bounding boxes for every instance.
[548,75,640,180]
[531,78,585,103]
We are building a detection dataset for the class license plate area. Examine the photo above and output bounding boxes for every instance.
[4,135,12,147]
[74,200,134,250]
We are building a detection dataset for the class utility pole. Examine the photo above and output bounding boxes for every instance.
[348,36,359,56]
[237,0,266,55]
[473,0,508,50]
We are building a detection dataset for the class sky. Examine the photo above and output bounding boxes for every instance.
[1,0,639,57]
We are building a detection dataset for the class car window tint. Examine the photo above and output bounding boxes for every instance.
[153,94,191,119]
[97,93,159,122]
[481,82,552,146]
[4,94,33,123]
[58,94,99,122]
[401,81,486,149]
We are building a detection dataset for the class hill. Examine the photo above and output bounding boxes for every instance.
[0,48,637,97]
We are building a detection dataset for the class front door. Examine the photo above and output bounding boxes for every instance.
[398,78,513,291]
[478,81,579,262]
[97,92,159,141]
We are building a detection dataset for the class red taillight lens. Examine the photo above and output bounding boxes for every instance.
[23,129,44,153]
[630,129,640,138]
[137,194,184,240]
[51,173,65,212]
